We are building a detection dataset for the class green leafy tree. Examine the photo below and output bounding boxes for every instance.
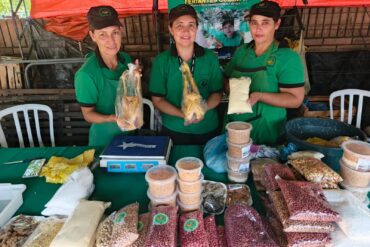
[0,0,31,18]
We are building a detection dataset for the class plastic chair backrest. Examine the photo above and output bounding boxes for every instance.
[329,89,370,128]
[143,98,155,131]
[0,104,55,148]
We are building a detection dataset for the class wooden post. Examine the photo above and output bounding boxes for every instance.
[0,65,7,89]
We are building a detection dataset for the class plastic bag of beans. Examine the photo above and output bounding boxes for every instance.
[276,178,340,222]
[216,226,227,247]
[286,232,332,246]
[96,211,116,247]
[224,204,278,247]
[261,164,295,192]
[179,210,209,247]
[129,213,150,247]
[110,203,139,247]
[269,191,335,233]
[204,216,218,247]
[145,206,178,247]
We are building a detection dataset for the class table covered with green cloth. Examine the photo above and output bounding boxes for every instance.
[0,145,264,218]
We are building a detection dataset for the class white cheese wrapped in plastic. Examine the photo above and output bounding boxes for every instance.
[227,77,252,114]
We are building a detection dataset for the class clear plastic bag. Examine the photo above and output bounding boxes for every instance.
[204,216,218,247]
[116,63,144,131]
[224,204,278,247]
[324,189,370,241]
[23,218,65,247]
[179,210,209,247]
[145,206,178,247]
[277,178,340,222]
[110,202,139,247]
[130,213,150,247]
[180,62,206,123]
[203,134,228,173]
[95,211,115,247]
[261,164,296,192]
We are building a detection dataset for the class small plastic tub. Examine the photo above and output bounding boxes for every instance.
[227,168,249,183]
[226,153,250,172]
[340,182,370,203]
[342,140,370,171]
[227,138,252,159]
[177,199,201,213]
[177,188,202,205]
[339,159,370,188]
[177,174,204,194]
[175,157,203,182]
[147,189,177,207]
[226,121,252,144]
[145,165,177,197]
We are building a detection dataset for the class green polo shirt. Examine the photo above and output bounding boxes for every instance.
[224,42,304,145]
[149,43,223,134]
[75,50,131,146]
[216,32,242,47]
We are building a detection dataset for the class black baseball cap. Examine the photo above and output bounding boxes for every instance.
[87,6,122,30]
[249,1,281,21]
[169,4,198,25]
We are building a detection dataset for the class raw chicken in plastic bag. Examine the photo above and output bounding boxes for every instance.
[115,63,143,131]
[180,62,206,123]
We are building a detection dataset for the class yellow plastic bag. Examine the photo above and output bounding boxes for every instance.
[40,149,95,184]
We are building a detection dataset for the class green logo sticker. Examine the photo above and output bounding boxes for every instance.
[99,8,112,17]
[153,213,169,225]
[114,212,127,224]
[184,219,199,232]
[137,221,144,232]
[267,56,276,66]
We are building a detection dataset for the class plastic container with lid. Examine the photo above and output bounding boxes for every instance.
[147,189,177,207]
[226,121,252,144]
[177,174,203,194]
[177,199,201,213]
[227,138,252,159]
[339,159,370,188]
[227,168,249,183]
[342,140,370,171]
[145,165,177,197]
[226,153,250,172]
[175,157,203,182]
[177,188,202,205]
[340,182,370,204]
[0,183,26,227]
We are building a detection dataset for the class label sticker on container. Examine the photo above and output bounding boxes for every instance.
[153,213,169,225]
[358,158,370,170]
[239,163,250,172]
[114,212,127,224]
[241,146,251,158]
[184,219,199,232]
[22,159,46,178]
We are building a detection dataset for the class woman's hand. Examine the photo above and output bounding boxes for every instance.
[108,114,118,122]
[248,92,263,106]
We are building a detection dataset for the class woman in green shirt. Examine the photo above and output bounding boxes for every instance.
[224,1,305,145]
[75,6,134,146]
[149,4,223,145]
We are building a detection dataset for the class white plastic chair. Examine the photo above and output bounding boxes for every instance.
[329,89,370,128]
[0,104,55,147]
[143,98,155,131]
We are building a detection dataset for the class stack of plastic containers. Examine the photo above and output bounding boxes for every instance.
[175,157,204,212]
[225,121,252,183]
[339,140,370,205]
[145,165,177,208]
